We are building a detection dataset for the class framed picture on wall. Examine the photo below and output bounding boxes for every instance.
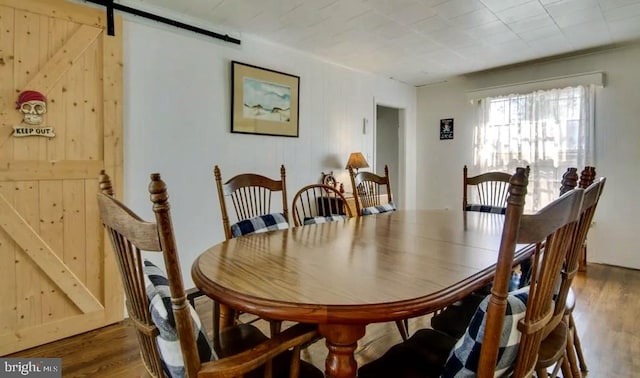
[440,118,454,140]
[231,61,300,137]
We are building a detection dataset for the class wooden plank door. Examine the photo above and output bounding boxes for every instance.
[0,0,123,354]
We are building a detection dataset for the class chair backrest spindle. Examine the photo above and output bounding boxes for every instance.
[98,170,323,378]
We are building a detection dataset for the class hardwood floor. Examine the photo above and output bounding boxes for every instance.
[6,263,639,377]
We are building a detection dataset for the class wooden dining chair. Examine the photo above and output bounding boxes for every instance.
[463,165,512,213]
[357,167,585,378]
[535,174,605,378]
[431,166,603,377]
[348,164,409,341]
[430,165,526,338]
[96,170,323,378]
[348,164,395,216]
[291,183,353,226]
[213,164,289,336]
[214,165,289,241]
[539,166,601,378]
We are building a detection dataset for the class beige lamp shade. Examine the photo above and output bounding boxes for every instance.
[345,152,369,170]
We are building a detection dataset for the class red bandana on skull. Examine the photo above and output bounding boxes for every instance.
[16,90,46,108]
[16,90,47,125]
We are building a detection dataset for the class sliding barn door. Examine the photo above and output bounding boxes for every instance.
[0,0,123,354]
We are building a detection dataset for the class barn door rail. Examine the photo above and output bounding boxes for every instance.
[83,0,241,45]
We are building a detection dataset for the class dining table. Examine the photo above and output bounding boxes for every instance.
[191,209,534,378]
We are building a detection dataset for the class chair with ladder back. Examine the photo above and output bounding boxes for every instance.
[213,164,290,337]
[97,170,322,378]
[358,167,584,378]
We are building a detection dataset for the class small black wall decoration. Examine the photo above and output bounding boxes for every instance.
[440,118,454,140]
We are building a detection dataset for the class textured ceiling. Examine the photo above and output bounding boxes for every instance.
[116,0,640,86]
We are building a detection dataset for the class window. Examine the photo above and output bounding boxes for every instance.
[473,85,595,211]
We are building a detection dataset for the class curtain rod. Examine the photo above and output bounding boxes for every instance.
[84,0,241,45]
[465,71,604,100]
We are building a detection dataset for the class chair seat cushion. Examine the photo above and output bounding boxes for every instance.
[431,276,523,339]
[359,287,529,378]
[431,293,486,339]
[361,202,396,215]
[303,214,348,225]
[230,213,289,238]
[465,204,507,214]
[442,286,529,377]
[217,323,323,378]
[144,260,214,378]
[358,328,457,378]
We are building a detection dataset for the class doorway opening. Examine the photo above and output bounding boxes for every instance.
[375,104,402,208]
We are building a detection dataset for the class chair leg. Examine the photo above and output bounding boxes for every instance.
[578,244,587,272]
[395,319,409,341]
[565,326,582,378]
[269,319,283,337]
[186,287,204,307]
[559,351,573,378]
[570,314,588,372]
[548,360,562,378]
[289,345,301,377]
[536,366,550,378]
[218,303,237,329]
[541,354,571,378]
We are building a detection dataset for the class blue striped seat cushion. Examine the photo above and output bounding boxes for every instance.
[303,214,348,225]
[230,213,289,238]
[144,260,214,377]
[465,204,506,214]
[442,286,529,377]
[361,202,396,215]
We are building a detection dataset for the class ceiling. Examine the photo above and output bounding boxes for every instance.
[116,0,640,86]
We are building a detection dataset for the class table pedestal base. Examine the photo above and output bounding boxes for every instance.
[319,324,366,378]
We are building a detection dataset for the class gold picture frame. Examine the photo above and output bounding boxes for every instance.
[231,61,300,137]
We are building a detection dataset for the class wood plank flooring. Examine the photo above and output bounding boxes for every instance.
[6,263,639,377]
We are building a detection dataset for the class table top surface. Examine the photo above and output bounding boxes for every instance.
[192,209,530,324]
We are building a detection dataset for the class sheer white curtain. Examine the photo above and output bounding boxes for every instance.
[473,85,595,211]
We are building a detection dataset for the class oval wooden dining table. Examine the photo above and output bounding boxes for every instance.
[192,210,534,378]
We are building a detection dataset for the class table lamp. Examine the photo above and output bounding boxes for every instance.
[345,152,369,173]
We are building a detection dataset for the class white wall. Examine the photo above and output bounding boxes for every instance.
[122,18,416,285]
[417,44,640,269]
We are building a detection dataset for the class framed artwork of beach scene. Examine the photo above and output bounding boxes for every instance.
[231,61,300,137]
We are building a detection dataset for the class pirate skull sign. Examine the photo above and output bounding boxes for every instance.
[16,90,47,125]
